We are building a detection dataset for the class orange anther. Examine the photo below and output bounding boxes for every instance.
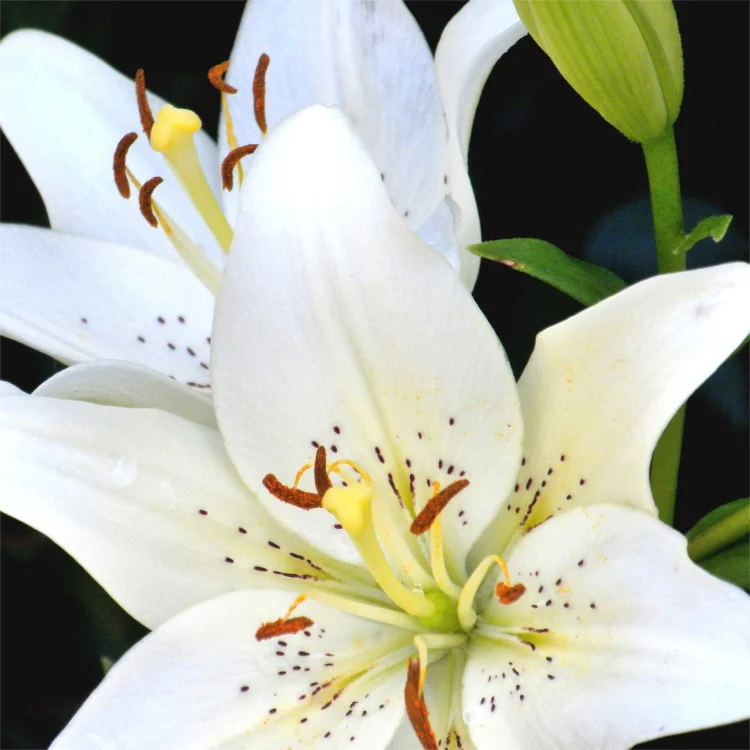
[263,474,322,510]
[253,53,270,134]
[496,582,527,605]
[138,176,163,228]
[255,616,314,641]
[221,144,258,191]
[208,60,237,94]
[314,446,333,496]
[255,594,314,640]
[410,479,470,536]
[135,68,155,139]
[113,132,138,199]
[404,658,438,750]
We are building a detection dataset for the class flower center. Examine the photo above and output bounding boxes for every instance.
[110,55,270,294]
[262,446,532,749]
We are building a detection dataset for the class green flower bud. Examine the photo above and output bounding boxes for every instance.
[514,0,684,143]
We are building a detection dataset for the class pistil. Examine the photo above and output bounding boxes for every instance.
[457,555,525,631]
[149,104,233,252]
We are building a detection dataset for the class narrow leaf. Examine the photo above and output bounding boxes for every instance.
[469,238,627,306]
[686,498,749,563]
[675,213,733,254]
[697,541,749,590]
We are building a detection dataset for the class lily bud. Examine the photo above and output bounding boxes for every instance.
[514,0,683,143]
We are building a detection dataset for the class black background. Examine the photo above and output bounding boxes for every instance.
[0,2,747,748]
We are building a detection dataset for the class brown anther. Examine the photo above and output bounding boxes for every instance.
[113,132,138,199]
[221,144,258,191]
[404,658,438,750]
[263,474,322,510]
[135,68,155,139]
[255,616,315,641]
[208,60,237,94]
[138,176,164,228]
[314,446,333,496]
[253,53,270,134]
[496,582,527,605]
[409,479,470,536]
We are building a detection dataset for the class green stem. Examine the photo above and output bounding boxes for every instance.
[642,127,685,274]
[687,507,750,562]
[642,126,686,525]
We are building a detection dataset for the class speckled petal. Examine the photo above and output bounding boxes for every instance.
[52,590,412,749]
[464,505,750,750]
[212,106,522,577]
[0,395,361,630]
[0,224,214,384]
[474,262,750,559]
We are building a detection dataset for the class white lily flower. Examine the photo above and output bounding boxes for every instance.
[2,106,749,749]
[0,0,527,385]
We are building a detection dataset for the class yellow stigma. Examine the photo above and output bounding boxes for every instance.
[149,105,233,253]
[150,105,202,152]
[322,483,372,536]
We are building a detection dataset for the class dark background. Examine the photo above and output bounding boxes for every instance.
[1,2,747,748]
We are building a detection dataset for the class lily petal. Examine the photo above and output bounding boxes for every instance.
[0,395,356,629]
[0,224,214,382]
[464,505,750,750]
[0,380,24,396]
[34,360,216,428]
[476,262,750,556]
[0,29,223,264]
[435,0,528,286]
[222,0,447,242]
[53,589,411,749]
[213,106,521,575]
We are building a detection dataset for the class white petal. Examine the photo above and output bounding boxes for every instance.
[0,395,355,629]
[0,380,25,396]
[213,106,522,574]
[435,0,528,283]
[0,29,223,264]
[223,0,447,237]
[464,505,750,749]
[0,224,214,383]
[53,589,411,749]
[476,262,750,557]
[34,360,216,428]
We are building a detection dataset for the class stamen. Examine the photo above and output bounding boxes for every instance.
[150,104,233,252]
[429,518,462,600]
[255,595,314,641]
[328,460,371,484]
[253,53,270,134]
[138,176,164,228]
[221,144,257,191]
[130,167,220,294]
[263,474,322,510]
[207,60,237,94]
[496,582,527,605]
[404,658,438,750]
[113,132,138,198]
[458,555,523,631]
[410,479,469,535]
[314,445,333,495]
[293,462,313,489]
[135,69,155,139]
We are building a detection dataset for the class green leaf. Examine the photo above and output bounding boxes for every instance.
[697,540,749,590]
[675,213,733,254]
[469,238,627,306]
[687,498,749,562]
